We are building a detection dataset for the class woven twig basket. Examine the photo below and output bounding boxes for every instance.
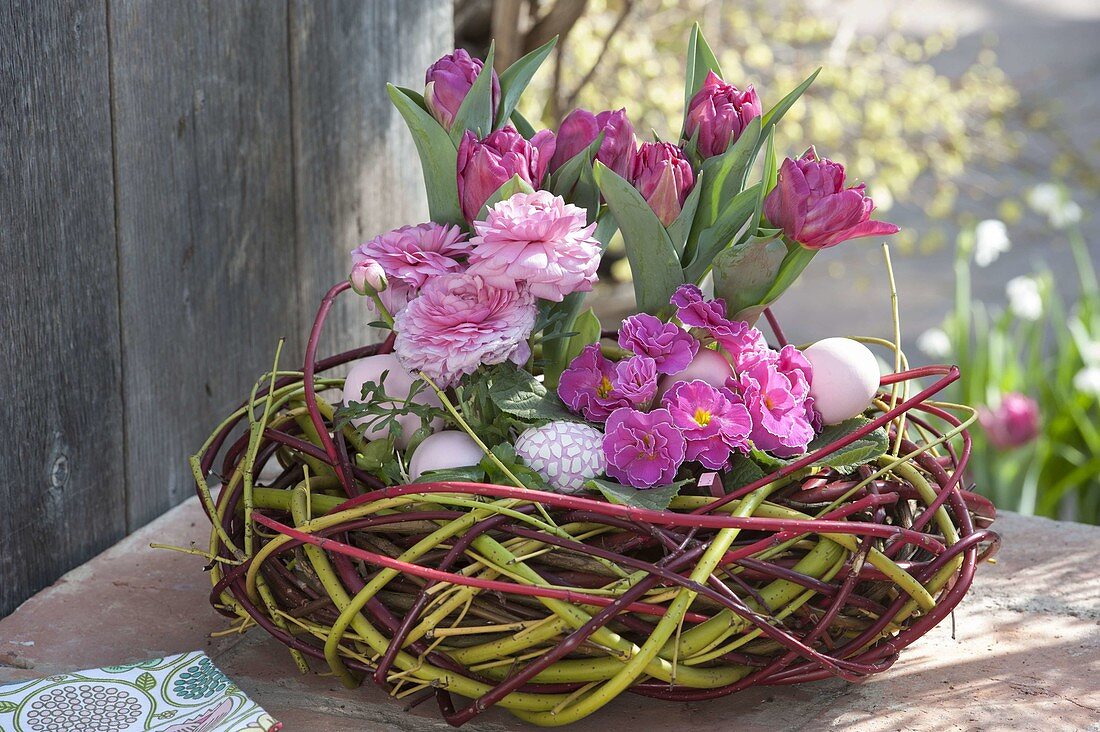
[193,283,999,727]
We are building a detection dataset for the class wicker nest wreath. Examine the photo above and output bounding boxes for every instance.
[192,282,999,728]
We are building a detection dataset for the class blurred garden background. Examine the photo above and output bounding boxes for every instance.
[456,0,1100,522]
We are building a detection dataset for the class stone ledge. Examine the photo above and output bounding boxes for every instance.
[2,498,1097,731]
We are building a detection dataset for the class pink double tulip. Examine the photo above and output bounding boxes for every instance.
[630,142,695,227]
[424,49,500,131]
[549,108,637,179]
[764,148,899,249]
[685,71,762,159]
[979,393,1040,450]
[456,127,556,221]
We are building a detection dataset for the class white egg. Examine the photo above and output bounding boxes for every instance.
[342,354,443,448]
[407,431,484,482]
[659,348,734,396]
[803,338,880,425]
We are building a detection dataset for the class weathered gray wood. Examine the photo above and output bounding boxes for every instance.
[0,0,126,616]
[109,1,301,529]
[289,0,452,356]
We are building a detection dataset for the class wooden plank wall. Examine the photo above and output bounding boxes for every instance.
[0,0,451,616]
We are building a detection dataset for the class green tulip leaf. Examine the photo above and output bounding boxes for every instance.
[496,37,558,128]
[449,43,496,145]
[549,131,605,204]
[510,108,538,138]
[386,84,463,226]
[711,234,788,316]
[668,169,703,256]
[681,23,723,135]
[564,308,601,364]
[593,162,685,314]
[684,182,762,283]
[761,67,821,141]
[477,174,535,220]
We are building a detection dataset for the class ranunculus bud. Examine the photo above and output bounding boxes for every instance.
[978,393,1040,450]
[456,126,556,221]
[764,147,899,249]
[549,108,637,178]
[630,142,695,227]
[424,49,500,131]
[349,257,387,295]
[685,71,762,159]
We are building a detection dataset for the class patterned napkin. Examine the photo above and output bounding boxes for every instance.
[0,651,280,732]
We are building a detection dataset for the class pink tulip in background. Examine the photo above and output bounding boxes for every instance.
[979,393,1040,450]
[630,142,694,226]
[424,49,500,131]
[549,108,637,178]
[685,71,762,159]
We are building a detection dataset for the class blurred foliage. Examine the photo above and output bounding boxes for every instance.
[520,0,1023,256]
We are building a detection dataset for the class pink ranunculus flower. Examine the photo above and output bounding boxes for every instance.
[351,223,470,314]
[602,407,686,488]
[662,379,752,469]
[557,345,658,422]
[618,312,699,375]
[685,71,762,159]
[549,108,637,179]
[424,49,500,131]
[978,393,1040,450]
[764,147,900,250]
[457,126,557,222]
[631,142,695,226]
[731,358,816,457]
[393,273,537,388]
[349,257,387,296]
[467,190,602,301]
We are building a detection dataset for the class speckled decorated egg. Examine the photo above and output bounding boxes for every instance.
[514,422,606,493]
[803,338,881,425]
[408,430,484,481]
[342,354,443,449]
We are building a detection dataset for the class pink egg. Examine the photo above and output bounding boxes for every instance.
[407,431,484,481]
[803,338,881,425]
[342,354,443,448]
[658,348,734,396]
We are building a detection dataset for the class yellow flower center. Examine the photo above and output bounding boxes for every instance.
[693,408,712,427]
[597,376,614,398]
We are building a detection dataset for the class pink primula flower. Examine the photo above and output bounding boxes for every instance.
[602,407,686,488]
[731,358,816,457]
[557,344,658,422]
[662,379,752,469]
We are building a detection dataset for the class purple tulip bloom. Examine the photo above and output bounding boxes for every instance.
[763,147,900,250]
[457,126,557,222]
[558,345,658,421]
[662,380,752,469]
[424,49,500,131]
[602,407,687,488]
[978,393,1040,450]
[549,108,637,179]
[630,142,695,226]
[618,313,699,374]
[670,285,768,370]
[685,71,762,159]
[731,358,816,457]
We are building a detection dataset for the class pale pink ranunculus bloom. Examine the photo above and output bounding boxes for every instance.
[467,190,602,302]
[351,222,470,314]
[393,272,537,388]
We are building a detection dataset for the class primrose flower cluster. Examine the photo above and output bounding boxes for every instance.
[340,30,899,497]
[558,285,818,487]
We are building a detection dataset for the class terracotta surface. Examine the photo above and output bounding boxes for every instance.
[1,498,1098,731]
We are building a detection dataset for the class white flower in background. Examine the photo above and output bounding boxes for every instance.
[1006,276,1043,321]
[1073,366,1100,398]
[1082,340,1100,366]
[973,219,1010,267]
[917,327,952,359]
[1026,183,1083,230]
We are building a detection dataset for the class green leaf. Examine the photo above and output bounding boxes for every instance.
[415,465,487,483]
[486,364,578,423]
[496,37,558,128]
[564,308,601,363]
[549,131,604,204]
[510,108,537,138]
[592,162,684,314]
[477,174,535,219]
[136,672,156,691]
[386,84,463,226]
[761,67,821,140]
[668,169,703,256]
[760,245,816,304]
[694,116,761,232]
[684,182,762,283]
[449,43,496,144]
[711,234,788,316]
[753,417,889,474]
[724,455,768,490]
[588,478,690,511]
[487,442,551,490]
[682,23,723,134]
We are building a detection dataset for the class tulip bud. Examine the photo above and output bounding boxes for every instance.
[685,71,761,159]
[978,393,1040,450]
[630,142,695,227]
[763,147,900,249]
[349,257,387,296]
[424,49,500,131]
[456,126,556,221]
[549,108,637,178]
